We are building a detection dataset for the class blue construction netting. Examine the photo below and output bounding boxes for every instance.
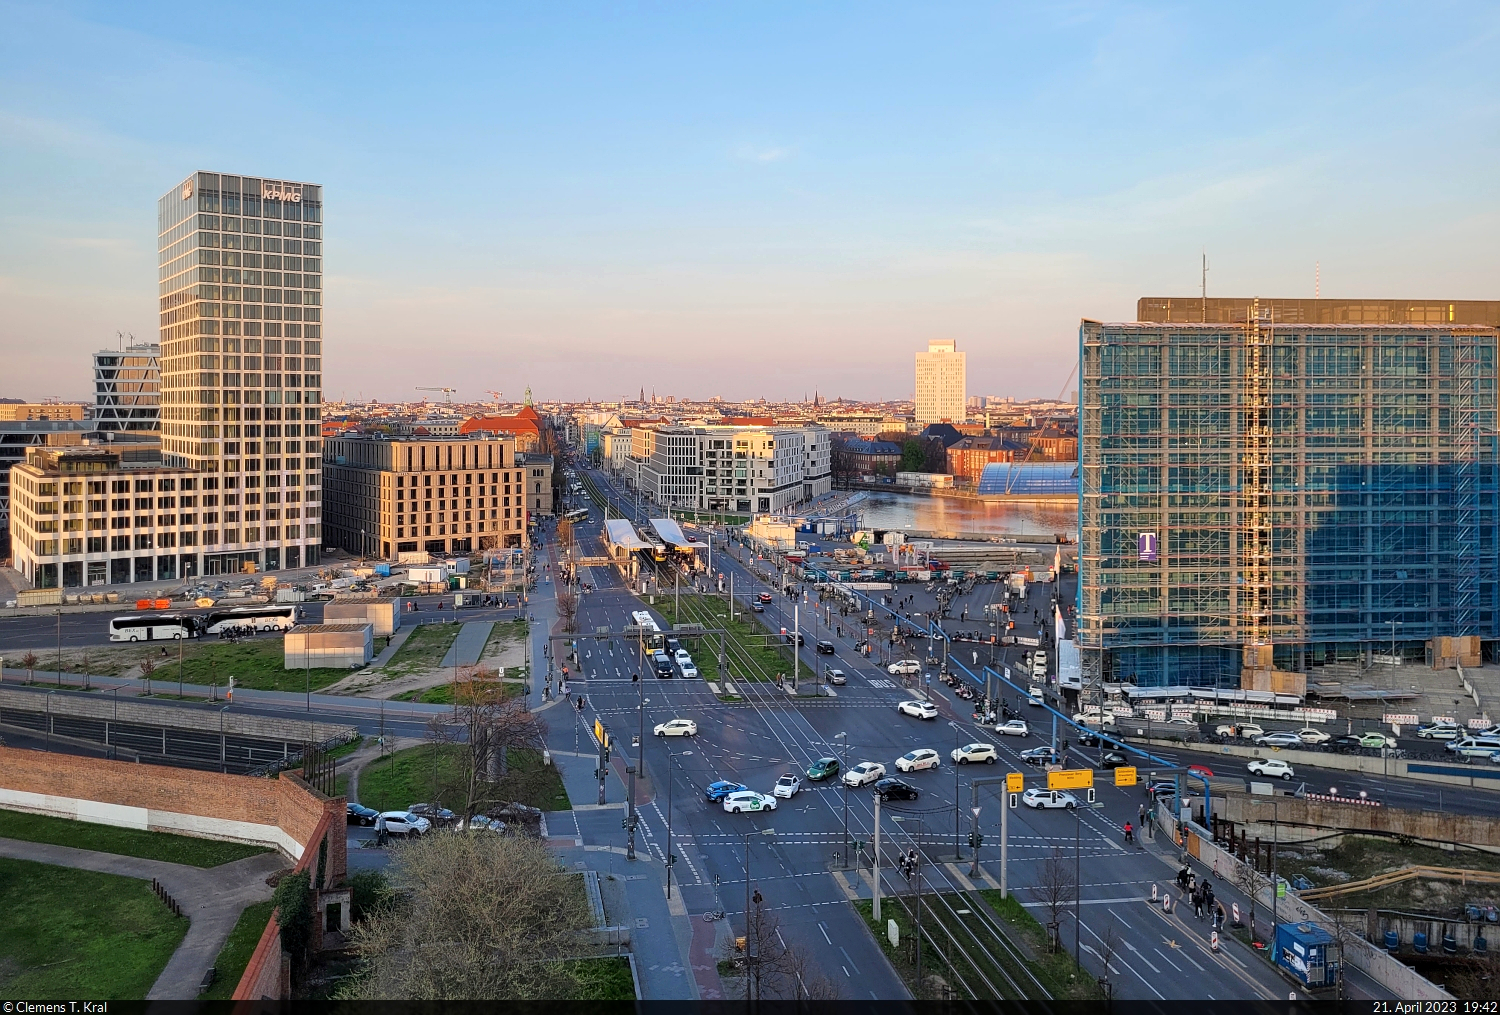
[975,462,1079,496]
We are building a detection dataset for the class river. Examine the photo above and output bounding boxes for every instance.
[852,491,1078,540]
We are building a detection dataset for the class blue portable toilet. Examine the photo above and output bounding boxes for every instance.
[1475,935,1488,955]
[1414,931,1428,954]
[1274,922,1338,988]
[1384,929,1400,953]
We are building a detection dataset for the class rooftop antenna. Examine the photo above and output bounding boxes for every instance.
[1201,250,1210,322]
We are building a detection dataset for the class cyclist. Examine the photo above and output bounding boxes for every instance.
[1124,821,1134,844]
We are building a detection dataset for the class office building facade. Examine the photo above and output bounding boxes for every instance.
[915,339,966,424]
[322,435,528,558]
[157,171,325,574]
[1079,311,1500,688]
[625,425,832,513]
[93,342,161,433]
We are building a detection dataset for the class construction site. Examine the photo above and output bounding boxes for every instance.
[1079,301,1500,691]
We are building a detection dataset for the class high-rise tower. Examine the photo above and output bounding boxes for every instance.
[914,339,966,423]
[157,171,325,572]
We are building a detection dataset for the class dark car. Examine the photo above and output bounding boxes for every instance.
[1330,735,1365,750]
[784,632,805,646]
[1145,780,1177,799]
[1079,730,1122,749]
[816,640,836,654]
[347,803,379,826]
[874,778,920,802]
[705,780,749,802]
[807,757,840,781]
[1099,751,1129,769]
[409,802,457,825]
[1020,746,1058,767]
[751,603,766,612]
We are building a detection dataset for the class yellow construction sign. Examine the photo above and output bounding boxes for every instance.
[1006,772,1024,793]
[1114,766,1138,787]
[1047,769,1094,790]
[593,719,609,748]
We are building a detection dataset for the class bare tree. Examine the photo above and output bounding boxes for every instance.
[1097,923,1120,1000]
[555,587,579,636]
[1033,847,1077,952]
[20,650,38,683]
[732,893,840,1001]
[138,654,156,695]
[345,832,593,999]
[1231,858,1262,942]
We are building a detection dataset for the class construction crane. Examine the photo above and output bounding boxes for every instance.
[415,386,457,403]
[486,390,504,411]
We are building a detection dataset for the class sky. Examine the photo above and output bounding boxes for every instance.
[2,2,1498,405]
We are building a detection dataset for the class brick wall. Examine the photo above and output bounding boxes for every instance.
[0,746,341,861]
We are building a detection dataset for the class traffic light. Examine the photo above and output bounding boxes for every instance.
[968,831,985,848]
[602,745,611,763]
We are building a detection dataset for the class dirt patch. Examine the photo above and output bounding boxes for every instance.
[1279,836,1500,913]
[325,622,528,700]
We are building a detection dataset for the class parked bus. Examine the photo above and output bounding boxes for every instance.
[203,605,298,635]
[108,615,200,642]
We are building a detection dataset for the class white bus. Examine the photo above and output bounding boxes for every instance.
[563,507,590,523]
[629,609,665,649]
[109,615,200,642]
[203,605,298,635]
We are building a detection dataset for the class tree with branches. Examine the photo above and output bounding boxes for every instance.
[19,651,38,684]
[732,892,841,1001]
[138,654,156,695]
[1033,846,1077,953]
[345,832,593,999]
[555,587,579,637]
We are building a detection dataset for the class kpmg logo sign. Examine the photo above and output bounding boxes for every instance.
[263,183,303,203]
[182,179,194,199]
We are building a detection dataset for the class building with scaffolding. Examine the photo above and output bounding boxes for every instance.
[1078,304,1500,689]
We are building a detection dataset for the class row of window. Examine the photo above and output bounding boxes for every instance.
[27,524,320,557]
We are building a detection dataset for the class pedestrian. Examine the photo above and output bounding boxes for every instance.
[1193,886,1204,919]
[375,812,388,847]
[1138,803,1146,825]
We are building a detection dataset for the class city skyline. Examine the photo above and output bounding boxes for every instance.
[4,3,1500,403]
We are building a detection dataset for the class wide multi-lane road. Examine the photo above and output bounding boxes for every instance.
[560,471,1375,1000]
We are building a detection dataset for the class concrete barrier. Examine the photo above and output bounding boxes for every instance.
[1161,808,1454,1000]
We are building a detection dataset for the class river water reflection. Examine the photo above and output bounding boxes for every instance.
[854,491,1078,540]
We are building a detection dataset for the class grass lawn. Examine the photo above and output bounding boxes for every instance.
[382,622,462,676]
[0,855,187,998]
[199,899,274,999]
[326,734,365,760]
[11,638,351,691]
[391,679,524,704]
[557,955,635,999]
[359,743,570,813]
[659,594,795,683]
[0,808,271,868]
[979,890,1101,1000]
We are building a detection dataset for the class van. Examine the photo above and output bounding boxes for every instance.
[652,650,674,678]
[1448,736,1500,758]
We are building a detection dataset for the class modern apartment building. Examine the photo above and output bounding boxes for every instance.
[624,425,832,513]
[0,422,92,560]
[157,171,325,573]
[914,340,966,424]
[1078,307,1500,689]
[11,442,227,587]
[93,342,161,433]
[321,434,528,558]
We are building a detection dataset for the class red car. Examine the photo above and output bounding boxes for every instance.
[758,592,773,603]
[1188,764,1214,779]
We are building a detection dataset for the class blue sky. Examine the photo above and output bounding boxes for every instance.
[2,1,1498,403]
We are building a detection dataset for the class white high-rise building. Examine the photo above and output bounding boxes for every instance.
[914,339,966,423]
[157,171,325,574]
[93,342,161,433]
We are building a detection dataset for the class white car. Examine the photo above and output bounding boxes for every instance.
[898,700,939,720]
[772,774,802,798]
[1247,758,1295,780]
[722,790,777,813]
[843,761,886,787]
[1165,717,1196,727]
[1297,727,1331,744]
[995,719,1030,737]
[1416,724,1461,740]
[1074,711,1116,727]
[1027,687,1044,706]
[1022,788,1078,810]
[674,649,693,667]
[888,659,922,676]
[653,719,698,737]
[680,663,700,679]
[895,748,940,773]
[1217,722,1265,739]
[378,811,431,837]
[951,742,999,765]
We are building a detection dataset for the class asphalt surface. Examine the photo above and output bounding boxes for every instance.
[567,466,1390,1000]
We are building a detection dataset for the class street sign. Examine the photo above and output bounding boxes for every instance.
[1047,769,1094,790]
[1006,772,1024,793]
[593,719,609,748]
[1114,766,1138,787]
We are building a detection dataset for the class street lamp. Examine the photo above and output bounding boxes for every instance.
[835,732,850,866]
[625,674,647,861]
[744,826,776,1002]
[664,748,689,899]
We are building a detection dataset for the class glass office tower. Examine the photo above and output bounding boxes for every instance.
[1079,309,1500,688]
[157,172,324,574]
